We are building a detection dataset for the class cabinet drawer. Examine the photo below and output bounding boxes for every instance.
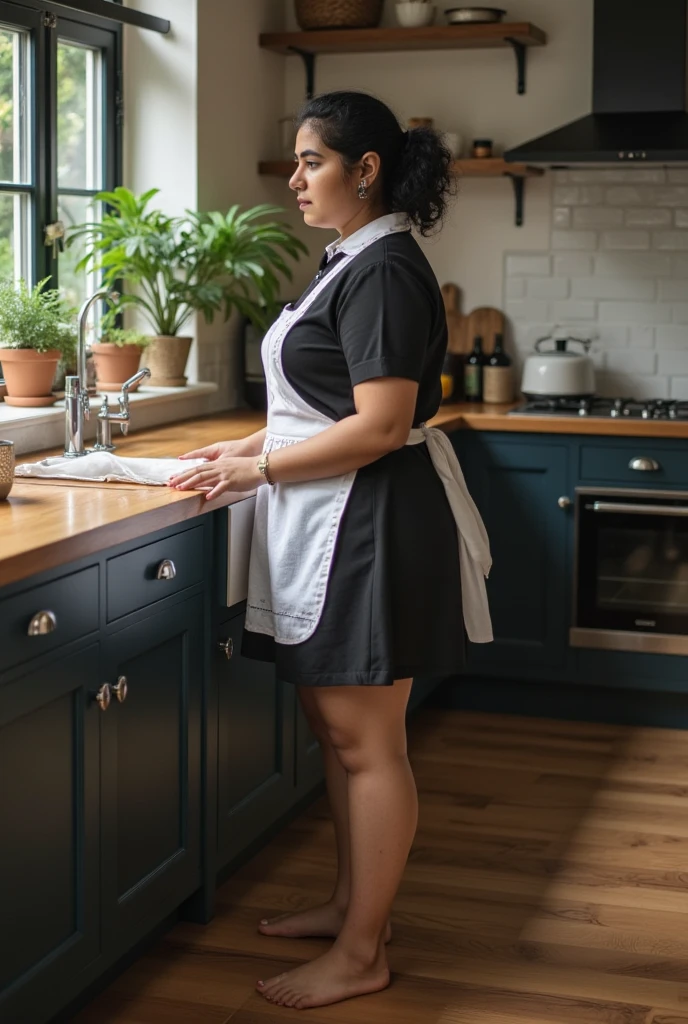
[106,525,204,622]
[0,566,99,673]
[579,444,688,487]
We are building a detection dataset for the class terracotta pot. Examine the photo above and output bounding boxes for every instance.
[144,335,192,387]
[91,343,145,391]
[0,348,61,406]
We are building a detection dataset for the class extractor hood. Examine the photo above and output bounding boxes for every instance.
[505,0,688,165]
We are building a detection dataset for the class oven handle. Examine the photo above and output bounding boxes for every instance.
[589,501,688,516]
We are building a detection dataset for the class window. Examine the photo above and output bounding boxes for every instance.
[0,1,120,311]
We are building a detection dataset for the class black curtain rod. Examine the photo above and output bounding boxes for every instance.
[49,0,170,34]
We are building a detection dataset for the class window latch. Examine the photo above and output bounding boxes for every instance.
[43,12,57,29]
[44,221,66,258]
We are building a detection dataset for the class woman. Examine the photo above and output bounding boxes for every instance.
[169,91,492,1011]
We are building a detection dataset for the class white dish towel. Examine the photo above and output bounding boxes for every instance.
[14,452,206,486]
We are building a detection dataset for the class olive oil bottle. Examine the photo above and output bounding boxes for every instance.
[464,336,485,402]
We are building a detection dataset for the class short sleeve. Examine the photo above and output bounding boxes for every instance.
[336,260,433,387]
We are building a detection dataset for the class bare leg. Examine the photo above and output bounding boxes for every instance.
[257,679,416,1009]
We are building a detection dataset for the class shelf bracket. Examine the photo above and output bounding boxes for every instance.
[288,47,316,100]
[506,174,526,227]
[505,38,527,95]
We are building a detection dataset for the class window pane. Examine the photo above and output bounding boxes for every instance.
[0,191,29,282]
[0,25,30,184]
[58,193,98,311]
[57,41,103,190]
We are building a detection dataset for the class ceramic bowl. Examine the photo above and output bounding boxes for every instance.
[0,440,15,500]
[396,2,436,27]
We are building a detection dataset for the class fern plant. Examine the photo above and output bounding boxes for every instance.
[0,278,76,356]
[69,187,307,337]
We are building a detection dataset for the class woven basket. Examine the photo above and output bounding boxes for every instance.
[295,0,384,30]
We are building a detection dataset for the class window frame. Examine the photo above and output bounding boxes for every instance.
[0,0,122,287]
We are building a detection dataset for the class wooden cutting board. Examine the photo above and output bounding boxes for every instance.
[465,306,505,353]
[441,283,470,355]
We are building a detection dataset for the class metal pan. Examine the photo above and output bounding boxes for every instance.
[445,7,506,24]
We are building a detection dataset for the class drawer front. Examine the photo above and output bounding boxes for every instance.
[579,444,688,487]
[106,525,204,622]
[0,566,99,673]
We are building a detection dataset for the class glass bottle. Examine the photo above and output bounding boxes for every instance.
[483,333,514,404]
[464,335,485,402]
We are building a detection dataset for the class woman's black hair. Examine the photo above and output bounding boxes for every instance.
[294,91,455,236]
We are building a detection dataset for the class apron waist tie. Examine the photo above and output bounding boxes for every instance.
[405,423,493,644]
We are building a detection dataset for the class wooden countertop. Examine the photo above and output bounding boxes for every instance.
[2,402,687,588]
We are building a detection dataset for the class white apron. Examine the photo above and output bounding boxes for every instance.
[245,223,493,647]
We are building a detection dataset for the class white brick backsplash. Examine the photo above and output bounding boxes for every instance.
[553,254,594,276]
[625,208,672,227]
[656,326,688,349]
[594,253,672,277]
[676,210,688,228]
[573,207,623,228]
[668,170,688,184]
[606,186,644,206]
[599,302,672,324]
[629,326,656,349]
[549,300,597,320]
[527,277,569,299]
[674,255,688,276]
[601,230,650,251]
[552,230,598,251]
[552,207,571,229]
[505,277,526,299]
[568,169,666,184]
[669,377,688,399]
[658,350,688,375]
[605,350,657,375]
[658,280,688,301]
[553,185,604,206]
[572,278,655,300]
[505,254,551,276]
[653,187,688,207]
[596,373,670,399]
[653,231,688,250]
[506,299,549,321]
[598,326,630,348]
[673,304,688,323]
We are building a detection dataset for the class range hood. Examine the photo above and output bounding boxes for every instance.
[505,0,688,165]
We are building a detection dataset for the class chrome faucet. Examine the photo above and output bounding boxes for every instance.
[64,288,113,458]
[94,368,152,451]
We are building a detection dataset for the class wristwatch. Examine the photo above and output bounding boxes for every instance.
[257,452,275,486]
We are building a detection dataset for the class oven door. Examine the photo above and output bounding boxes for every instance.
[570,487,688,655]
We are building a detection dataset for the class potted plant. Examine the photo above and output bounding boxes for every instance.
[0,278,76,406]
[91,326,149,391]
[70,188,307,386]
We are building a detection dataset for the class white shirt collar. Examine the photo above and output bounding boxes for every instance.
[325,212,410,262]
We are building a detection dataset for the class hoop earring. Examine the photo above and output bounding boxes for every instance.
[358,179,368,200]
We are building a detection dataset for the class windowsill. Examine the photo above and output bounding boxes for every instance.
[2,382,220,455]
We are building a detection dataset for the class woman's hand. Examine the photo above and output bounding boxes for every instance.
[177,439,251,462]
[168,456,263,501]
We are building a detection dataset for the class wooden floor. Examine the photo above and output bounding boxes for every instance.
[74,709,688,1023]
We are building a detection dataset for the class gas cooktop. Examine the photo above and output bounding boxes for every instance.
[510,397,688,421]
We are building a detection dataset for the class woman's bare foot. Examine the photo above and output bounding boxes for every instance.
[258,901,392,942]
[256,945,390,1009]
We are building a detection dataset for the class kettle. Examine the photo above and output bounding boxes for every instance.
[521,334,595,398]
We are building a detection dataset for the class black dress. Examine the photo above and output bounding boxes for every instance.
[242,230,465,686]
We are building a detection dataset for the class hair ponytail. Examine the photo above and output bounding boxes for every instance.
[295,91,456,236]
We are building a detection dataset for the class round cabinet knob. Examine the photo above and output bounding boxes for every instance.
[94,683,112,711]
[629,456,660,472]
[218,638,234,661]
[156,559,177,581]
[112,676,128,704]
[557,496,572,509]
[27,610,57,636]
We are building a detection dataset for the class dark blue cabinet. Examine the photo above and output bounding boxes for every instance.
[216,610,297,869]
[0,645,101,1024]
[101,595,203,950]
[457,435,572,677]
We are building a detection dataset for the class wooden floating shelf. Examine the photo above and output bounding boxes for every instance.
[259,23,547,55]
[258,159,543,227]
[259,159,543,179]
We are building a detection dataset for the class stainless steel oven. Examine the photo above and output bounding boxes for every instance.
[570,487,688,655]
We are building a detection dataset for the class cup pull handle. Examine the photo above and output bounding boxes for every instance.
[629,456,660,472]
[218,638,234,661]
[156,559,177,580]
[27,610,57,636]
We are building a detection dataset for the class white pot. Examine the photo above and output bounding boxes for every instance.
[521,336,595,398]
[396,2,436,27]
